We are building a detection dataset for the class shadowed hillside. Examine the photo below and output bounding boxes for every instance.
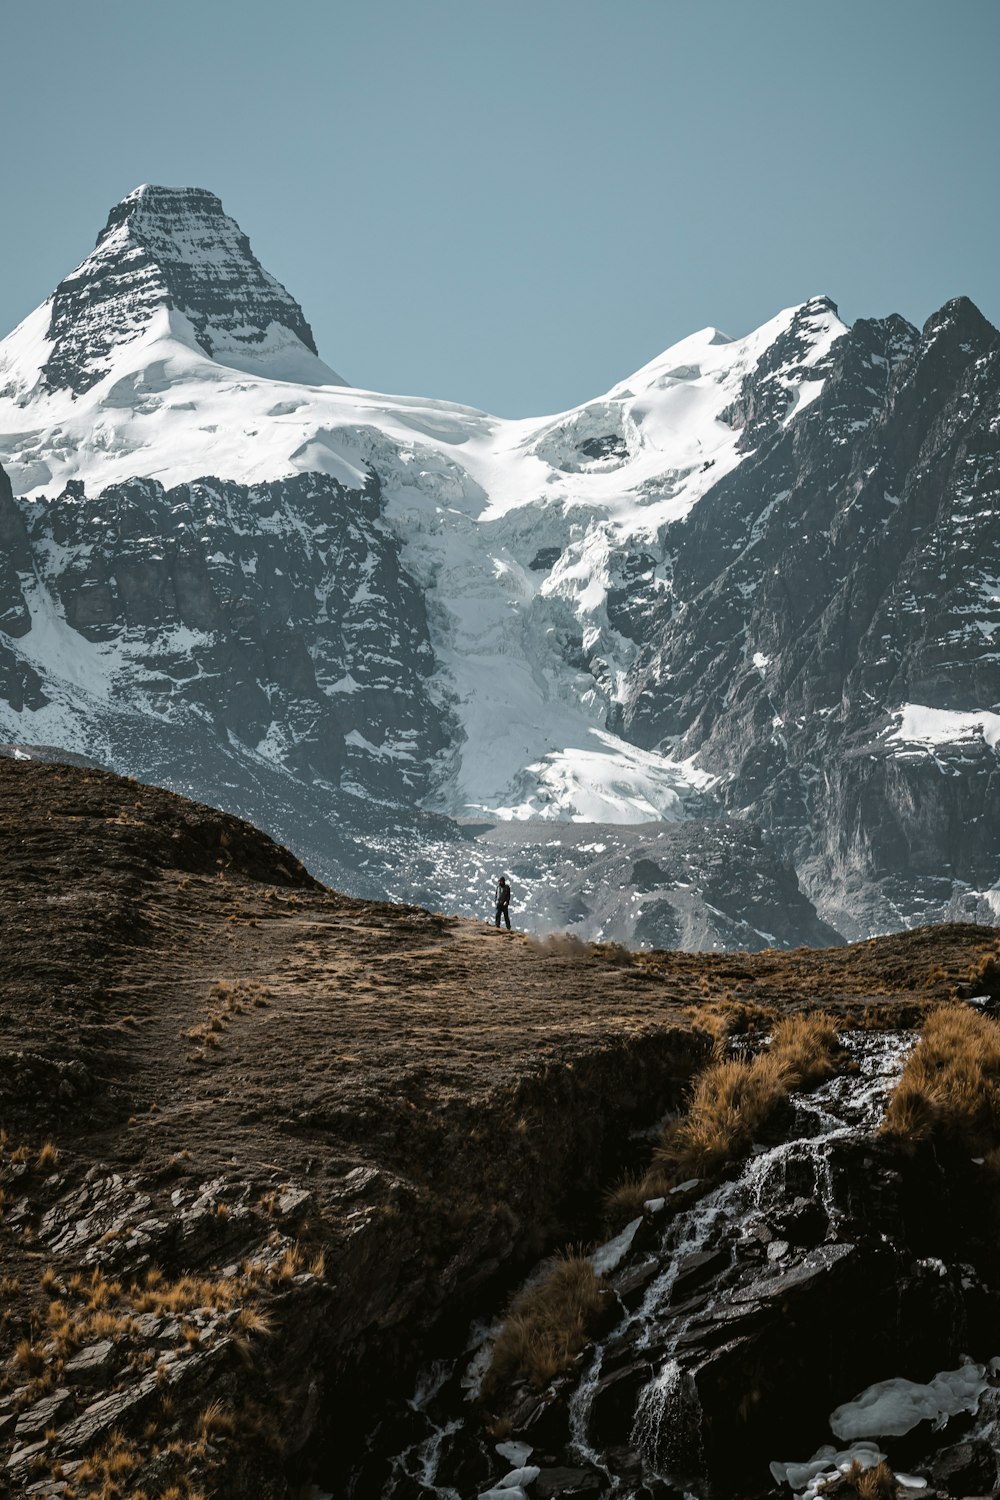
[0,759,996,1497]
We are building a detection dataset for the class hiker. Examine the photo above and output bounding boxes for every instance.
[494,875,512,930]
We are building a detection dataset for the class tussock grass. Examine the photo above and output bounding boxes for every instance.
[882,1005,1000,1152]
[836,1458,900,1499]
[35,1141,60,1171]
[68,1426,210,1500]
[655,1011,840,1183]
[484,1253,606,1394]
[607,1012,841,1224]
[966,948,1000,998]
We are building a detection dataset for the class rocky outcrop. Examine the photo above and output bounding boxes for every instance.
[18,466,448,796]
[0,463,467,895]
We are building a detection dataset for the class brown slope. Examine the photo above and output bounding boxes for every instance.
[0,758,996,1497]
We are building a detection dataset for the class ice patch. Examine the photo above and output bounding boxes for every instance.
[590,1217,642,1276]
[830,1361,990,1441]
[770,1441,886,1498]
[487,733,715,824]
[494,1441,533,1467]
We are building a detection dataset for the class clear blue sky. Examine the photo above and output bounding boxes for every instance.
[1,0,997,416]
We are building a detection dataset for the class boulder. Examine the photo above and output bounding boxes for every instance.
[521,1395,572,1450]
[928,1437,998,1497]
[63,1340,117,1385]
[612,1259,660,1312]
[768,1194,827,1246]
[14,1387,72,1439]
[669,1247,730,1304]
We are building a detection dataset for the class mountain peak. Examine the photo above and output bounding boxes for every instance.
[37,184,340,396]
[921,294,998,348]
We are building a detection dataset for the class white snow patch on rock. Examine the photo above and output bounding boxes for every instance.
[829,1360,989,1441]
[886,704,1000,751]
[589,1217,642,1276]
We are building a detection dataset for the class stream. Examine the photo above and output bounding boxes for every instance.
[330,1029,1000,1500]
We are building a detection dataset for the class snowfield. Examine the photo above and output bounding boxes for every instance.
[0,185,844,826]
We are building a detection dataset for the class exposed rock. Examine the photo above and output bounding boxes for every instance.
[669,1247,730,1303]
[928,1437,998,1497]
[62,1340,118,1385]
[533,1467,606,1498]
[612,1258,660,1312]
[40,185,338,396]
[54,1377,160,1454]
[14,1388,71,1439]
[6,1439,49,1477]
[588,1361,652,1448]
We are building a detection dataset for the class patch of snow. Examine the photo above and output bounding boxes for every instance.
[494,1441,533,1467]
[493,1467,540,1490]
[886,704,1000,750]
[486,732,716,825]
[829,1360,990,1441]
[590,1217,642,1276]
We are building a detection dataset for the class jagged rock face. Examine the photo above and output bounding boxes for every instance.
[2,467,451,819]
[719,294,845,449]
[616,297,1000,935]
[42,185,324,394]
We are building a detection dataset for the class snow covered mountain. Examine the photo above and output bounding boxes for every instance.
[0,183,997,945]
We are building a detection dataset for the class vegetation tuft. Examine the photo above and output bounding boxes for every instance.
[833,1458,900,1499]
[483,1252,607,1394]
[607,1012,841,1223]
[882,1004,1000,1152]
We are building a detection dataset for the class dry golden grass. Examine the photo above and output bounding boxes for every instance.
[832,1458,900,1499]
[35,1141,60,1171]
[882,1005,1000,1151]
[966,948,1000,997]
[484,1253,606,1394]
[654,1051,790,1182]
[234,1305,274,1338]
[769,1011,842,1086]
[606,1012,841,1222]
[12,1337,45,1376]
[657,1013,838,1180]
[276,1244,305,1281]
[686,997,778,1054]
